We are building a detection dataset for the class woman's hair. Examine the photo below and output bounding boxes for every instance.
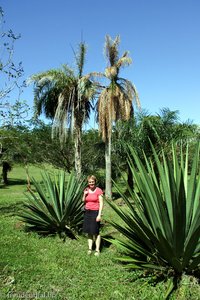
[87,175,97,183]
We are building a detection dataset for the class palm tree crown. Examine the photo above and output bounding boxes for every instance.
[30,43,96,177]
[93,35,140,197]
[97,35,140,142]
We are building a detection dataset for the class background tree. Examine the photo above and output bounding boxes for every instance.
[0,126,19,185]
[0,99,30,185]
[92,35,140,197]
[30,121,74,172]
[0,6,24,107]
[81,129,105,188]
[110,108,200,192]
[0,6,29,184]
[0,99,30,127]
[112,117,139,190]
[30,42,96,178]
[0,121,74,187]
[135,108,199,164]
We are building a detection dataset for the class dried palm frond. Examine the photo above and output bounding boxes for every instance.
[116,55,132,69]
[105,66,118,79]
[118,78,141,109]
[97,35,141,141]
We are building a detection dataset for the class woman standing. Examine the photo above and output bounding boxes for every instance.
[82,175,103,256]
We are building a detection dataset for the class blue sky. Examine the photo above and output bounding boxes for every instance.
[1,0,200,126]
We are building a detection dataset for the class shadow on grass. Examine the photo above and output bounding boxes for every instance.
[0,202,24,216]
[112,192,122,200]
[0,178,28,188]
[101,234,114,249]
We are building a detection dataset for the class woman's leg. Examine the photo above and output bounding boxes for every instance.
[88,235,93,252]
[95,234,101,253]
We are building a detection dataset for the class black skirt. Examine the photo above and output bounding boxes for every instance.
[82,210,100,235]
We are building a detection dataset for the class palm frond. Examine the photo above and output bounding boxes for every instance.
[116,54,132,69]
[118,78,141,109]
[73,42,87,77]
[104,35,120,66]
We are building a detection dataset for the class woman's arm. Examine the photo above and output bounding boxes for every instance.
[82,189,89,202]
[96,194,103,222]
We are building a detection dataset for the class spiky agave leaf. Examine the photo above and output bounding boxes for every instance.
[20,171,85,239]
[106,142,200,276]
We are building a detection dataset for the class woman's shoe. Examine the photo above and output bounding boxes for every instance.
[94,250,100,256]
[87,249,92,255]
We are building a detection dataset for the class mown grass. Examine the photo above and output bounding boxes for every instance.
[0,164,200,300]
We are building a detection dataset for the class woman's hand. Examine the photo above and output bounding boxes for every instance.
[96,215,101,222]
[84,189,89,196]
[82,189,89,202]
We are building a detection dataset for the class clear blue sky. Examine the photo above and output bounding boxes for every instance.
[1,0,200,125]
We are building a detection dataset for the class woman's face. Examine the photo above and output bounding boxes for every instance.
[88,179,96,188]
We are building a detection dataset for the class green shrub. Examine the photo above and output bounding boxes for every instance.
[20,171,85,239]
[107,143,200,298]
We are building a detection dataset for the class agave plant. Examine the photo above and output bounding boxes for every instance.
[107,142,200,297]
[20,171,85,239]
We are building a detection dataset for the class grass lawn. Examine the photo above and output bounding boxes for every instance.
[0,164,200,300]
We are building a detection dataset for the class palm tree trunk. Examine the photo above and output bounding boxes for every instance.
[74,124,82,178]
[105,136,112,198]
[25,164,31,191]
[1,161,11,185]
[2,165,8,184]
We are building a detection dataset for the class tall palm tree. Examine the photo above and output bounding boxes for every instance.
[93,35,140,197]
[30,43,96,177]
